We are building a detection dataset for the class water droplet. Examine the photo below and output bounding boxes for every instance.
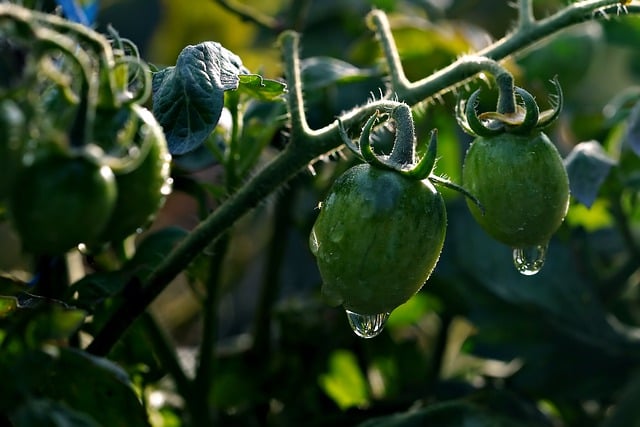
[345,310,389,339]
[512,243,548,276]
[160,177,174,196]
[309,229,319,256]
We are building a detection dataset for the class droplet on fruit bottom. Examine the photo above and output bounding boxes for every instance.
[345,310,389,338]
[512,243,548,276]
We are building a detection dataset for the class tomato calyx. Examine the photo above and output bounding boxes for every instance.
[338,103,483,213]
[456,76,563,137]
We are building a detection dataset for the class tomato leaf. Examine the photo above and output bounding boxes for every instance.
[318,350,369,409]
[10,399,100,427]
[301,57,380,90]
[625,100,640,156]
[237,74,286,101]
[2,348,150,427]
[564,140,616,208]
[356,399,526,427]
[152,42,248,155]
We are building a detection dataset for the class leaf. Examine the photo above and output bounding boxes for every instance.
[318,349,369,409]
[601,370,640,427]
[300,57,380,90]
[626,100,640,156]
[152,42,248,155]
[68,227,188,310]
[564,140,616,208]
[237,74,287,101]
[10,399,100,427]
[434,204,640,400]
[45,348,151,427]
[25,305,87,345]
[356,400,525,427]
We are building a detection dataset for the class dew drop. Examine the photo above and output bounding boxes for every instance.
[345,310,389,339]
[160,177,174,196]
[512,243,548,276]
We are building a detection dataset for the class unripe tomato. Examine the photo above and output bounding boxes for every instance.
[9,149,117,255]
[0,99,26,201]
[462,132,570,247]
[94,104,172,243]
[310,163,447,315]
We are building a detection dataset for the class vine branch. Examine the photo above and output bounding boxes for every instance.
[87,0,640,356]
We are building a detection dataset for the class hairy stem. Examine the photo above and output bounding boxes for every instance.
[88,1,640,355]
[518,0,536,29]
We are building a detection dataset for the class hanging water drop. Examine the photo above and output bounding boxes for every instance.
[345,310,389,339]
[512,243,548,276]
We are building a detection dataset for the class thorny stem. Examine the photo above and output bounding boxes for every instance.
[88,1,640,355]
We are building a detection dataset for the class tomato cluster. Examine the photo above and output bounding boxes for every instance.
[0,23,172,256]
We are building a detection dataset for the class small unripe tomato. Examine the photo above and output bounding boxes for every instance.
[9,149,117,255]
[310,163,447,315]
[462,131,570,248]
[93,104,172,243]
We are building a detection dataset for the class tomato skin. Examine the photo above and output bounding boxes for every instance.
[9,151,117,255]
[462,132,570,247]
[310,163,447,315]
[94,104,172,243]
[0,99,26,201]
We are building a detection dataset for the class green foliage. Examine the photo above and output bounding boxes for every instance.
[3,1,640,426]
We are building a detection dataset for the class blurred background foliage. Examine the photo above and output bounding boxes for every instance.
[4,0,640,426]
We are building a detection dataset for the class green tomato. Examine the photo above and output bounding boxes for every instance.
[0,99,26,201]
[9,149,117,255]
[462,131,570,248]
[94,104,172,243]
[310,163,447,315]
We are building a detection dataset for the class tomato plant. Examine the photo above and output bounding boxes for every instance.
[2,1,640,426]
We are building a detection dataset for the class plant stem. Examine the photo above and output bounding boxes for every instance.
[251,186,294,356]
[87,1,640,355]
[192,234,229,422]
[518,0,536,30]
[139,312,192,403]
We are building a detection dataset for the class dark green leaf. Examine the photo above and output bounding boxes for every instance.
[10,399,100,427]
[67,271,129,310]
[626,100,640,156]
[301,57,380,90]
[601,370,640,427]
[357,400,524,427]
[126,227,189,282]
[45,348,150,427]
[237,74,286,101]
[25,305,86,345]
[152,42,248,155]
[564,140,616,208]
[435,204,640,400]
